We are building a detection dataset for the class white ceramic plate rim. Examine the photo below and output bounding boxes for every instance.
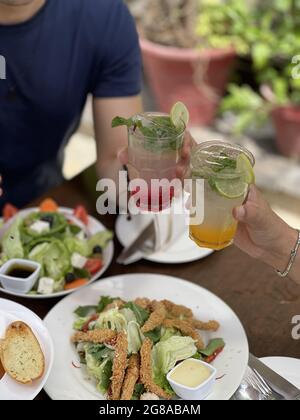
[260,357,300,389]
[0,207,114,299]
[0,298,54,400]
[116,215,214,264]
[44,273,249,400]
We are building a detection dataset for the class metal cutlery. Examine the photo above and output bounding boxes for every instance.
[249,354,300,400]
[117,220,155,265]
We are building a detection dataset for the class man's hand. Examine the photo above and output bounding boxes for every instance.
[118,131,196,183]
[233,185,299,282]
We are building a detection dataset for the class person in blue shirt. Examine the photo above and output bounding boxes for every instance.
[0,0,143,208]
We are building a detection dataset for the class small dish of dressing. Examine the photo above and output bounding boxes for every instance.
[0,259,41,294]
[167,358,217,400]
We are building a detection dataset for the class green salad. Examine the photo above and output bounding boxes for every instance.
[72,296,225,400]
[0,204,113,295]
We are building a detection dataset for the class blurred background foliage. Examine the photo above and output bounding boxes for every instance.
[126,0,300,133]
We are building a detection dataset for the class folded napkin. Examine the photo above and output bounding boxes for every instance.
[127,194,188,253]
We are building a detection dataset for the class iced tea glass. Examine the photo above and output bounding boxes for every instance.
[127,112,185,212]
[189,141,255,250]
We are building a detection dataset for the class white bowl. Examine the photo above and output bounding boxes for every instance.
[167,359,217,400]
[0,259,41,294]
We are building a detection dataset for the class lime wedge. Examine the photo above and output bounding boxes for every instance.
[170,102,189,129]
[214,177,248,199]
[236,153,255,184]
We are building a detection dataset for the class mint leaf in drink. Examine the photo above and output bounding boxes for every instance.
[212,152,236,173]
[111,116,135,128]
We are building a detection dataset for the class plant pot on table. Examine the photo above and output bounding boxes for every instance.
[140,38,236,127]
[272,106,300,158]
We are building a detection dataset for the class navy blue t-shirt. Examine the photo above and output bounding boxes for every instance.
[0,0,141,209]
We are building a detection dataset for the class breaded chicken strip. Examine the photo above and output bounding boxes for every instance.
[161,299,193,318]
[140,338,171,400]
[190,319,220,332]
[110,332,128,400]
[134,298,151,310]
[141,301,166,333]
[163,319,205,349]
[71,329,117,344]
[120,354,140,400]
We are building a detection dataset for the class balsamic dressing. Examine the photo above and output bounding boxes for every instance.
[5,265,35,279]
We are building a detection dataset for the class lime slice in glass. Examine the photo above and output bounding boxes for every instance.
[170,102,189,129]
[236,153,255,184]
[214,177,248,199]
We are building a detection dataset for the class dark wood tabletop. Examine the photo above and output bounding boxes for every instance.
[1,173,300,400]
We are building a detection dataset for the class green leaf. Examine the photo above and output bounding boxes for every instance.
[68,224,81,235]
[97,296,115,313]
[192,352,204,361]
[144,327,161,344]
[97,359,113,394]
[111,116,134,128]
[131,384,145,400]
[87,344,114,362]
[74,305,97,317]
[123,302,150,326]
[252,43,272,70]
[199,338,225,357]
[73,267,91,280]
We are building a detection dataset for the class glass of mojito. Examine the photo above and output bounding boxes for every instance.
[189,141,255,250]
[112,103,188,212]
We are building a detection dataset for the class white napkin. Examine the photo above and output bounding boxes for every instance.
[127,194,188,253]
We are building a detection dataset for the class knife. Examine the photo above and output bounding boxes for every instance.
[117,221,155,265]
[249,353,300,400]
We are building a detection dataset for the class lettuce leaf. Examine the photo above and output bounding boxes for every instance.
[151,336,197,396]
[95,308,127,332]
[152,336,197,375]
[123,302,149,326]
[64,236,89,257]
[28,239,71,281]
[88,231,113,254]
[2,218,24,259]
[73,316,90,331]
[127,321,144,354]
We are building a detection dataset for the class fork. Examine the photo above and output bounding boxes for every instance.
[244,368,283,400]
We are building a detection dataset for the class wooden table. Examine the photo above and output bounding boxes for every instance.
[1,174,300,400]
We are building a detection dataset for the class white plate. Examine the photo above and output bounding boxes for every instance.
[260,357,300,389]
[0,207,114,299]
[116,215,213,264]
[44,274,249,400]
[0,298,54,400]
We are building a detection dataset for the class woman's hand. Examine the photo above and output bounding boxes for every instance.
[233,185,299,282]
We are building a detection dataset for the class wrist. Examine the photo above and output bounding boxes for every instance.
[260,226,299,273]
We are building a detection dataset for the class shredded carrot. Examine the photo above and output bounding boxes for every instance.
[40,198,58,212]
[64,279,89,291]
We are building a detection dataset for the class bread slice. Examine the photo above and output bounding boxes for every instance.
[0,321,45,384]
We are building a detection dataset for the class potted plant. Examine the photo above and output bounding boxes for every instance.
[220,0,300,158]
[127,0,250,126]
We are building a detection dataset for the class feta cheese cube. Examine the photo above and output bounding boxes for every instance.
[71,253,87,269]
[30,220,50,234]
[76,230,86,240]
[38,277,55,294]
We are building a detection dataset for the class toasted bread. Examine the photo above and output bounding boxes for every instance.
[0,321,45,384]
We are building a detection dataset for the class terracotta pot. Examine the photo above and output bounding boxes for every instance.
[140,38,236,126]
[272,106,300,158]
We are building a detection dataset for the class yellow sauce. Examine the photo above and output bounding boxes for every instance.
[170,359,212,388]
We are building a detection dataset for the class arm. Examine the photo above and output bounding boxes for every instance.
[233,185,300,284]
[93,95,143,185]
